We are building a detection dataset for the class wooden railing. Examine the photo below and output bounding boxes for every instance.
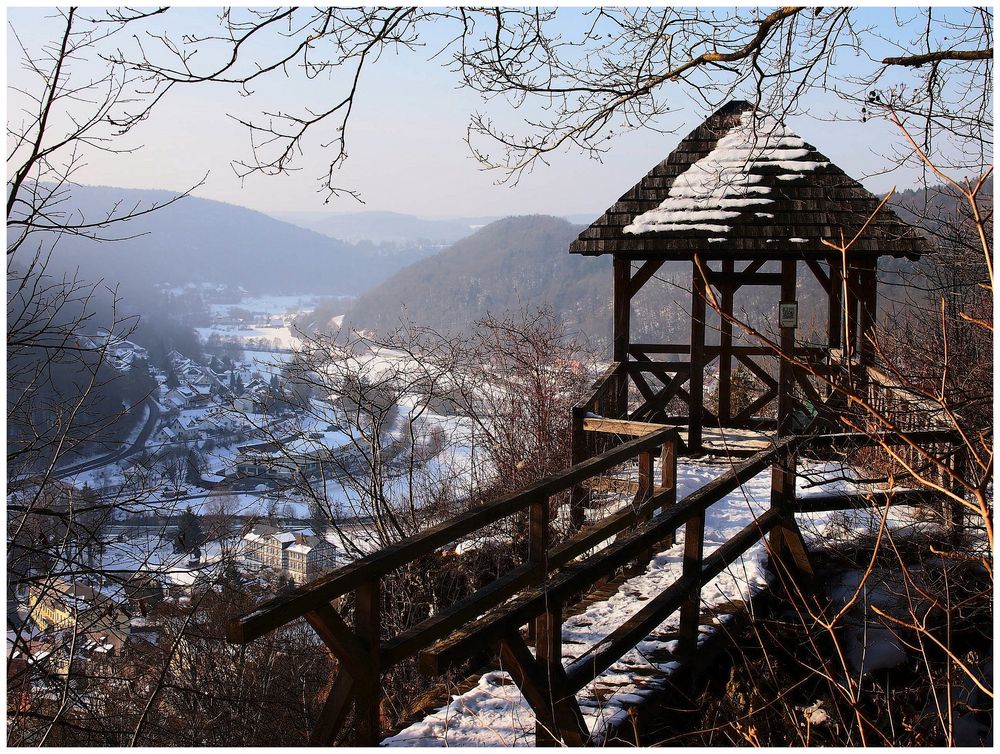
[228,427,965,746]
[228,425,682,745]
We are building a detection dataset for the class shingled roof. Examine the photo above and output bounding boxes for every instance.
[570,100,926,259]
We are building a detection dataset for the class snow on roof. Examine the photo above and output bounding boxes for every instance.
[624,114,826,236]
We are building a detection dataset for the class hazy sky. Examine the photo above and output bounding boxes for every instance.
[6,6,977,219]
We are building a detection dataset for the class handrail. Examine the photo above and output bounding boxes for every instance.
[228,425,968,746]
[229,426,678,642]
[419,437,795,674]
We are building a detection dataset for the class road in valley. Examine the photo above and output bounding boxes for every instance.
[53,398,161,480]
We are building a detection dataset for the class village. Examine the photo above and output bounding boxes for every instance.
[8,300,481,696]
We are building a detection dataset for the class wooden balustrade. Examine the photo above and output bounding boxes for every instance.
[229,426,965,746]
[230,425,680,745]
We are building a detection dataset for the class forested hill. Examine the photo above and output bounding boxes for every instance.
[16,184,431,296]
[345,215,617,341]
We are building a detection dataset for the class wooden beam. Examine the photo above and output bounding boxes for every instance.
[828,259,843,353]
[628,258,665,297]
[305,604,369,681]
[613,257,631,365]
[631,370,691,422]
[500,631,590,747]
[309,671,355,746]
[677,505,705,656]
[777,259,797,436]
[805,258,831,292]
[734,353,778,390]
[613,257,631,416]
[353,580,381,746]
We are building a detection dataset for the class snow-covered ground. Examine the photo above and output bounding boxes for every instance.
[383,458,934,747]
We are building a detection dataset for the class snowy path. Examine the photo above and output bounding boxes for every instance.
[383,458,883,747]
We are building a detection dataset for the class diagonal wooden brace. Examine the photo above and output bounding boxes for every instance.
[499,630,590,747]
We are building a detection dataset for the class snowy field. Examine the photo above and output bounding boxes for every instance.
[383,458,936,747]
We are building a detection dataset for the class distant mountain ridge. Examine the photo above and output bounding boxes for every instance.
[15,184,433,298]
[271,210,477,245]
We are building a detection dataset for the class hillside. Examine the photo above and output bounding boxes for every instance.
[15,185,428,297]
[345,215,619,343]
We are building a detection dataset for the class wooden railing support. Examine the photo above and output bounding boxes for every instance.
[767,449,813,580]
[353,579,382,746]
[677,505,705,657]
[660,436,678,546]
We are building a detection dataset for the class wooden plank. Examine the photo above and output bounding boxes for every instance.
[564,507,782,692]
[582,417,672,437]
[230,428,678,643]
[628,360,690,374]
[628,343,690,356]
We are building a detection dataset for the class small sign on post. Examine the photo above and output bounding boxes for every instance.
[779,302,798,328]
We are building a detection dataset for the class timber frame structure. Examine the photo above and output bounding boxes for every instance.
[226,101,948,747]
[570,99,925,453]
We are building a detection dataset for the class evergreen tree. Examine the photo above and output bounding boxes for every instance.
[174,506,204,553]
[166,366,179,389]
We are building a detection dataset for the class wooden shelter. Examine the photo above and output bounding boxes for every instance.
[570,100,926,451]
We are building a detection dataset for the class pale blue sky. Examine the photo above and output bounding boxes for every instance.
[6,7,985,219]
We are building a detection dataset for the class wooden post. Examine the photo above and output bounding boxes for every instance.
[768,448,814,579]
[628,449,656,572]
[777,259,797,436]
[534,600,563,747]
[353,580,381,746]
[828,258,843,353]
[677,506,705,656]
[569,405,588,532]
[660,437,678,546]
[529,493,564,746]
[857,259,878,368]
[613,256,631,418]
[844,261,861,363]
[688,256,707,452]
[718,258,735,424]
